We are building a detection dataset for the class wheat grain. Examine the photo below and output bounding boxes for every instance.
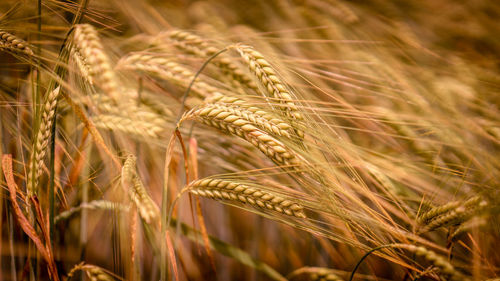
[189,178,306,218]
[0,30,33,55]
[122,155,160,224]
[235,45,304,137]
[73,24,119,101]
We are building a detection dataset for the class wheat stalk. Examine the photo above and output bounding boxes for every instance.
[235,45,304,138]
[0,30,33,55]
[188,178,306,218]
[121,155,160,224]
[73,24,119,101]
[165,30,258,91]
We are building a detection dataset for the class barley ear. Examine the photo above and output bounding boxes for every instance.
[236,45,304,138]
[189,178,307,218]
[121,155,160,224]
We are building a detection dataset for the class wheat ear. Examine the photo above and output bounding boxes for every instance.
[287,267,344,281]
[73,24,119,101]
[200,96,293,139]
[183,103,306,169]
[93,114,166,139]
[450,216,487,241]
[235,45,304,137]
[418,199,488,234]
[166,30,258,91]
[0,30,34,55]
[418,196,488,233]
[393,244,468,281]
[417,196,483,224]
[27,87,60,197]
[71,47,93,84]
[189,178,306,218]
[55,200,129,224]
[121,155,160,224]
[117,53,222,98]
[353,244,468,281]
[68,263,115,281]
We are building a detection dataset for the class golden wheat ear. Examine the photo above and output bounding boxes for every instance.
[165,29,258,91]
[0,30,34,56]
[72,24,119,101]
[27,87,61,197]
[116,53,223,99]
[201,94,295,139]
[287,267,344,281]
[235,45,304,138]
[188,178,307,218]
[182,102,307,170]
[68,263,116,281]
[121,154,160,225]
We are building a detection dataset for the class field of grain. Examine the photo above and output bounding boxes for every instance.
[0,0,499,280]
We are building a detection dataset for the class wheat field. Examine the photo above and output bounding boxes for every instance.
[0,0,499,280]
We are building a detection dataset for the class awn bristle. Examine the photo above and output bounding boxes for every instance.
[189,178,306,218]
